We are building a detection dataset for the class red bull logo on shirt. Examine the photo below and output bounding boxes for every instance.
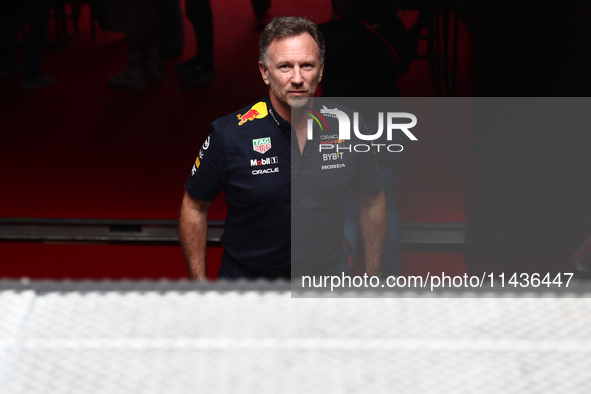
[237,102,268,125]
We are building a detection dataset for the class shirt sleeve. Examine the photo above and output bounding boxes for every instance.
[184,125,227,201]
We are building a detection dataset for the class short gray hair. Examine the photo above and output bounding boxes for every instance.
[259,16,325,67]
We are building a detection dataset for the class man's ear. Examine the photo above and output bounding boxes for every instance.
[259,61,270,85]
[319,62,324,82]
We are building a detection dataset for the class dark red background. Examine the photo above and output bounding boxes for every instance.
[0,1,473,280]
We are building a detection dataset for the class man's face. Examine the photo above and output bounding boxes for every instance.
[259,33,324,109]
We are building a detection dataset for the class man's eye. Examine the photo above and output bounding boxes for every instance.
[280,65,290,69]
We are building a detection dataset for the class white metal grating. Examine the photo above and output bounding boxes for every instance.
[0,281,590,393]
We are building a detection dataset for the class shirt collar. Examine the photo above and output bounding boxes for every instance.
[265,96,290,134]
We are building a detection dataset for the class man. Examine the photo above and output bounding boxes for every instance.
[173,0,215,87]
[105,0,164,90]
[0,0,55,89]
[319,0,414,277]
[179,16,386,280]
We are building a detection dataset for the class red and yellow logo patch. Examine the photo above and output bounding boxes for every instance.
[237,102,268,125]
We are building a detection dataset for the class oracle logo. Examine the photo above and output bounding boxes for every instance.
[252,167,279,175]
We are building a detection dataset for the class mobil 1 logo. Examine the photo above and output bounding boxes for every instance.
[250,156,278,167]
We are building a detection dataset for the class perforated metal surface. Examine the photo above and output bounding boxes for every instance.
[1,281,590,393]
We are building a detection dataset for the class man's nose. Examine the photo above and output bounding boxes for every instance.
[291,67,304,85]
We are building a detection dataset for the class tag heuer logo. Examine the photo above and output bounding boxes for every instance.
[253,137,271,154]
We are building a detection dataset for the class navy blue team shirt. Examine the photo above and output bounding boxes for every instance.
[185,96,381,278]
[291,98,382,276]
